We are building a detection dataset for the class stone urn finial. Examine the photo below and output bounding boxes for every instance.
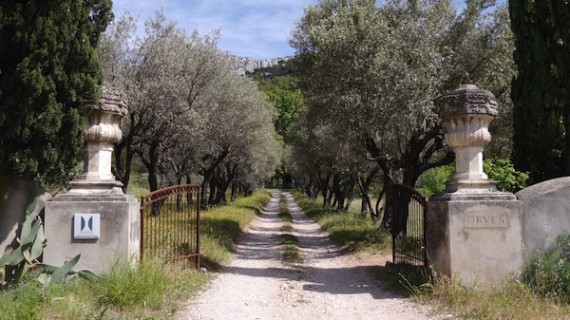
[84,87,128,144]
[70,87,128,193]
[436,84,497,192]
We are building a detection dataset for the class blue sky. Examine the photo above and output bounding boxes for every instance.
[112,0,476,59]
[112,0,319,59]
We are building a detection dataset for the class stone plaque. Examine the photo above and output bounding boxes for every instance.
[463,206,510,229]
[74,213,101,239]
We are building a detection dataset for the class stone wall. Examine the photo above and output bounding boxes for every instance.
[517,177,570,262]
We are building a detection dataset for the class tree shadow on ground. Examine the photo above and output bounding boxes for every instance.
[217,263,414,300]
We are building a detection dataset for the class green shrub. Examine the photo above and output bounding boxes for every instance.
[416,165,454,197]
[415,159,529,196]
[522,234,570,303]
[484,158,529,192]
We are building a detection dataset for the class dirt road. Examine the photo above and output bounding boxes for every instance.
[177,191,436,320]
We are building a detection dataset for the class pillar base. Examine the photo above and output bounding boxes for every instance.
[427,192,522,286]
[44,192,140,274]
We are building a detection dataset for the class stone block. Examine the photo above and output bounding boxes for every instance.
[427,193,523,285]
[44,193,140,274]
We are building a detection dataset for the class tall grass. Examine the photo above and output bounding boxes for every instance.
[414,278,570,320]
[98,261,170,308]
[0,284,42,320]
[234,190,272,211]
[0,261,210,320]
[522,234,570,303]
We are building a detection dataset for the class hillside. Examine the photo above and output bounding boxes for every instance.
[228,55,294,77]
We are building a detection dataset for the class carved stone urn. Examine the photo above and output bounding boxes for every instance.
[436,84,498,192]
[69,87,127,194]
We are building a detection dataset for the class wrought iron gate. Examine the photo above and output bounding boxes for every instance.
[392,184,427,267]
[140,185,201,267]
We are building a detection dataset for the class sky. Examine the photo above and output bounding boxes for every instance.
[111,0,478,60]
[112,0,319,59]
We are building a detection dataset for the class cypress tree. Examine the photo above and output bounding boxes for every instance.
[510,1,570,183]
[0,0,112,186]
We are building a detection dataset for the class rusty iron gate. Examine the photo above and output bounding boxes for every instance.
[392,184,427,267]
[140,185,201,267]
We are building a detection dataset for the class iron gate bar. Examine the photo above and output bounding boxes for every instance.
[140,184,201,267]
[391,183,428,268]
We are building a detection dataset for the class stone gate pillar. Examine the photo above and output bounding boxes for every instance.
[426,84,523,285]
[44,87,140,274]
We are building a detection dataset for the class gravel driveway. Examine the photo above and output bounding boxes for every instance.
[177,191,436,320]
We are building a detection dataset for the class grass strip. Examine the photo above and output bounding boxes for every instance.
[280,234,302,263]
[279,195,302,264]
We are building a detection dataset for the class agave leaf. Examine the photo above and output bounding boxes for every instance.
[14,242,34,265]
[30,225,45,261]
[12,262,30,284]
[20,217,42,247]
[37,263,58,274]
[6,243,32,266]
[50,254,80,283]
[77,270,100,282]
[19,215,34,244]
[0,248,14,266]
[23,248,31,264]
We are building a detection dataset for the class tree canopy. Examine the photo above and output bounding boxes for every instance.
[510,0,570,183]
